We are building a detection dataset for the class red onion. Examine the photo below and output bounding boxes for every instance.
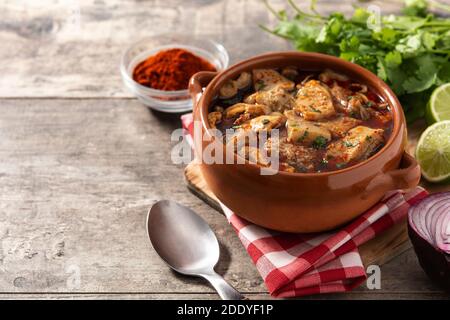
[408,192,450,292]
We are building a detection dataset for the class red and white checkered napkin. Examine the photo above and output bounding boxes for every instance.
[181,113,427,297]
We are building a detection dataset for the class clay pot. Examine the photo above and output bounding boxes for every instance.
[189,51,420,233]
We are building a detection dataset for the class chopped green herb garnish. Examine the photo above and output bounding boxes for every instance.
[297,130,309,142]
[309,105,322,113]
[262,119,270,125]
[232,125,241,130]
[255,80,266,91]
[336,163,346,169]
[294,164,308,173]
[365,135,373,142]
[312,135,328,149]
[317,157,330,172]
[347,96,354,101]
[262,0,450,123]
[366,101,374,108]
[343,140,357,147]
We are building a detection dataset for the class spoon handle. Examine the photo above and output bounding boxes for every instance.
[201,271,246,300]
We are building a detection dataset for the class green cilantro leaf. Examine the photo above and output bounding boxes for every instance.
[263,0,450,123]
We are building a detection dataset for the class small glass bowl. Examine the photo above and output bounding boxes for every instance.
[120,34,229,113]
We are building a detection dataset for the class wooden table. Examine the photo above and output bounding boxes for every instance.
[0,0,448,300]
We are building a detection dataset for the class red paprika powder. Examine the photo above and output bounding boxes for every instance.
[132,48,216,91]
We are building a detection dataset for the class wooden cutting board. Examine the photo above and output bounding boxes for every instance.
[184,120,449,267]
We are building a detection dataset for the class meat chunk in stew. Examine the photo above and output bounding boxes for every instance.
[244,87,295,113]
[265,136,318,172]
[294,80,336,121]
[319,69,350,83]
[286,118,332,147]
[223,103,272,126]
[242,146,271,167]
[347,93,372,120]
[250,114,286,132]
[327,126,384,163]
[208,111,222,128]
[212,68,392,173]
[318,116,361,138]
[252,69,295,91]
[330,82,351,110]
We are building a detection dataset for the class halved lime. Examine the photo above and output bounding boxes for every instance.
[416,120,450,183]
[426,83,450,125]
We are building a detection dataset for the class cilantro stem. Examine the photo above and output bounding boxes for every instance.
[429,49,450,54]
[309,0,320,16]
[263,0,284,21]
[258,24,293,40]
[422,21,450,27]
[425,26,450,32]
[287,0,326,21]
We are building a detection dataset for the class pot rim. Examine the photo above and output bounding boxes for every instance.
[197,51,404,177]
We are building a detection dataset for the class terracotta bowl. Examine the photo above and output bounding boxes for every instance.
[189,51,421,233]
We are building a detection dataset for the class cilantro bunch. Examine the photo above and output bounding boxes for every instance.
[263,0,450,123]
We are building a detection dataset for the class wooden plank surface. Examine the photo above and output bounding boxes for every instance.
[0,0,409,98]
[0,0,448,299]
[1,292,449,300]
[0,98,446,299]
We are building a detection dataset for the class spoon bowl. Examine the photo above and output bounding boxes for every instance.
[147,200,219,274]
[147,200,244,300]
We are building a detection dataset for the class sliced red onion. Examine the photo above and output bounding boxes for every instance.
[408,192,450,292]
[408,192,450,254]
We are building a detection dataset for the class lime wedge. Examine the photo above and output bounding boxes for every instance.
[416,120,450,183]
[426,83,450,125]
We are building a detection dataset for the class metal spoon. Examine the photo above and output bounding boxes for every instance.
[147,200,245,300]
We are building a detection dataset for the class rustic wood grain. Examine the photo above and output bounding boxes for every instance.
[0,0,449,299]
[0,0,285,98]
[0,0,414,98]
[0,99,446,299]
[1,291,449,300]
[0,99,264,294]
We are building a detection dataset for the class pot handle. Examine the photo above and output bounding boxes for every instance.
[386,152,421,190]
[189,71,217,112]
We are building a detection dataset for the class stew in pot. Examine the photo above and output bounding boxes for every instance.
[209,68,393,173]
